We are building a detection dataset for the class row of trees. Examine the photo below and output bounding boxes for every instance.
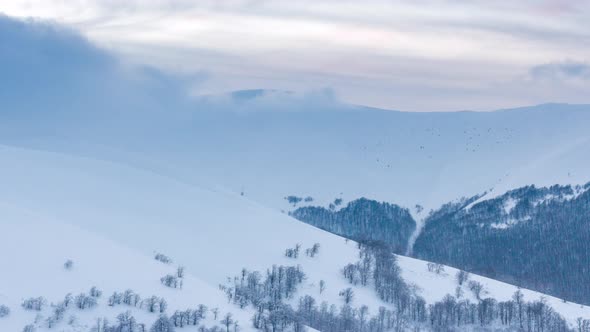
[426,292,571,331]
[221,265,306,310]
[169,305,209,328]
[217,241,583,331]
[343,242,575,331]
[285,243,321,259]
[22,287,104,328]
[18,291,233,332]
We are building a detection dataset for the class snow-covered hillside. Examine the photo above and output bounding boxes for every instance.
[3,13,590,239]
[4,102,590,218]
[1,145,589,331]
[2,14,590,331]
[0,202,255,331]
[396,256,590,323]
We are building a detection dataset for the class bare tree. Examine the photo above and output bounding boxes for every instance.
[221,313,234,332]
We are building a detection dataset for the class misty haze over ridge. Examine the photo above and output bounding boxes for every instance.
[1,14,590,215]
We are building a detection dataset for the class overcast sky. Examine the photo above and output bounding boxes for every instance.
[2,0,590,111]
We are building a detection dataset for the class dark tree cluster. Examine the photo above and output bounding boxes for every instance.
[150,314,175,332]
[63,259,74,270]
[305,243,320,258]
[425,290,571,332]
[426,262,445,275]
[298,298,413,332]
[222,250,419,332]
[155,253,173,264]
[220,265,306,331]
[577,318,590,332]
[161,274,183,289]
[92,311,148,332]
[293,183,590,306]
[284,244,301,259]
[339,242,576,332]
[285,196,303,206]
[108,290,168,314]
[0,304,10,318]
[222,265,306,308]
[21,297,45,311]
[74,293,98,310]
[45,287,101,328]
[291,198,416,254]
[414,183,590,305]
[93,308,227,332]
[90,286,103,298]
[169,305,208,328]
[22,324,35,332]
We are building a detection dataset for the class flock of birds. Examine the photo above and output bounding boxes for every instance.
[356,125,518,172]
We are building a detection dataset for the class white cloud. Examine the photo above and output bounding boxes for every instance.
[1,0,589,111]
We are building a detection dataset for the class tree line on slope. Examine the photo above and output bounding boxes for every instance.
[219,240,581,331]
[290,183,590,305]
[4,240,588,332]
[290,198,415,254]
[414,183,590,305]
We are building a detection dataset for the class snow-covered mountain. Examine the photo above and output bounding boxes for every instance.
[1,145,590,331]
[2,12,590,216]
[4,101,590,219]
[2,14,590,332]
[0,201,255,331]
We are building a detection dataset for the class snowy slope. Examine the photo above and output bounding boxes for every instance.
[2,14,590,331]
[396,256,590,323]
[0,144,389,313]
[3,102,590,220]
[1,145,589,330]
[0,202,255,331]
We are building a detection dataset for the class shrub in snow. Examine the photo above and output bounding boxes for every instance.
[155,253,173,264]
[427,262,445,274]
[456,270,470,286]
[109,311,138,331]
[48,302,67,326]
[90,286,103,298]
[176,266,185,278]
[305,243,321,257]
[161,274,182,289]
[285,195,303,206]
[284,244,301,258]
[150,314,175,332]
[45,316,57,329]
[109,292,167,314]
[64,259,74,270]
[220,312,234,332]
[22,297,45,311]
[75,293,97,309]
[0,305,10,318]
[468,280,485,300]
[22,324,35,332]
[169,306,208,328]
[339,288,354,304]
[63,293,73,307]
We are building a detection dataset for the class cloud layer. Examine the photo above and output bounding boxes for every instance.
[1,1,590,111]
[0,14,342,133]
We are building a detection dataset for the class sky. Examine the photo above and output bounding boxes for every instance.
[1,0,590,111]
